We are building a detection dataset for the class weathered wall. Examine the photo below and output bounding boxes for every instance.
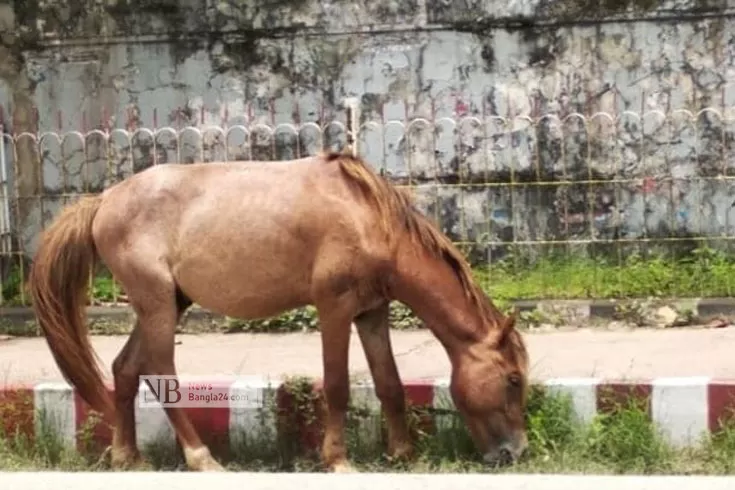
[1,0,735,263]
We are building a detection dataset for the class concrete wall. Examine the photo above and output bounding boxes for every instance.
[1,0,734,262]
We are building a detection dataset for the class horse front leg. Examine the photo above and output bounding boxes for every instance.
[315,301,356,473]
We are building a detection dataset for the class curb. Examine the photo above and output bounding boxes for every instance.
[2,376,735,457]
[1,297,734,329]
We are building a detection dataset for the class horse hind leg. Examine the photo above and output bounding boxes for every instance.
[112,258,223,472]
[110,290,193,470]
[354,302,413,461]
[110,321,148,469]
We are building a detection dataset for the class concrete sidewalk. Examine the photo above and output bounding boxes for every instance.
[0,327,733,385]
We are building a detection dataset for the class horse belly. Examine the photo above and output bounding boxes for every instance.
[168,172,351,318]
[172,232,315,320]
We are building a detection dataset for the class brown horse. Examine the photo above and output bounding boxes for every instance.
[27,151,529,472]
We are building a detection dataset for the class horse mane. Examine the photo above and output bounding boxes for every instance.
[324,151,504,327]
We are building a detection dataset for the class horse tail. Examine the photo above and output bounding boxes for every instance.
[28,195,114,420]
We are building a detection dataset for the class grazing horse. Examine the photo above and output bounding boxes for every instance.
[28,151,529,472]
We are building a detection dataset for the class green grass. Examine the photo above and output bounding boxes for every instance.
[2,244,735,335]
[3,383,735,474]
[477,246,735,300]
[5,245,735,305]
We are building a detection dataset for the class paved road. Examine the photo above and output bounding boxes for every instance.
[0,327,734,385]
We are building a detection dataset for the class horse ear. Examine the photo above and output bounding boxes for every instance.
[496,308,518,346]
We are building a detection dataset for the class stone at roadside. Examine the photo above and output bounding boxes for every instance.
[653,306,680,328]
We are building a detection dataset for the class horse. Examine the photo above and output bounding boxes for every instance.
[27,151,529,472]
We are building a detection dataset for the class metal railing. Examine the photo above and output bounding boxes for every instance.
[2,100,735,305]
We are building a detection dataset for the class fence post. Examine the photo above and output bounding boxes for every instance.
[0,123,8,304]
[343,97,360,157]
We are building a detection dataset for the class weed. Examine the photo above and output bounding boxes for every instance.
[701,417,735,474]
[0,405,90,470]
[90,270,120,304]
[5,380,735,474]
[225,307,320,334]
[613,299,654,326]
[524,385,579,458]
[584,397,674,473]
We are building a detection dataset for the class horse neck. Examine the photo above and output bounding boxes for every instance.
[388,236,492,358]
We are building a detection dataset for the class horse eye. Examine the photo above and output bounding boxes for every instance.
[507,374,522,387]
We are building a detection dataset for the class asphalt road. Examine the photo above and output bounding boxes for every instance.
[1,326,734,385]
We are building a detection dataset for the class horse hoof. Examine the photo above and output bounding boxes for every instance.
[110,447,147,471]
[184,446,225,472]
[201,460,226,472]
[389,443,415,462]
[332,461,358,473]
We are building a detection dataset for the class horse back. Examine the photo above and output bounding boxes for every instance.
[95,155,387,254]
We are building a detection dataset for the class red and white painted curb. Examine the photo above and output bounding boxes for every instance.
[2,376,735,454]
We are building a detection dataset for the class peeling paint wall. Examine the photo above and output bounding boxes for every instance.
[1,0,735,262]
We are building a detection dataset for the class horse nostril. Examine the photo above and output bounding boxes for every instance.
[483,447,515,467]
[498,448,513,465]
